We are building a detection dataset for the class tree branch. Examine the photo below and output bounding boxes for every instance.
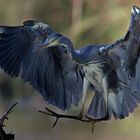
[0,102,18,140]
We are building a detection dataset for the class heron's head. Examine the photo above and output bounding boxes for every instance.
[41,32,70,49]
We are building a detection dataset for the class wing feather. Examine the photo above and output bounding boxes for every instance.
[104,10,140,118]
[0,20,84,110]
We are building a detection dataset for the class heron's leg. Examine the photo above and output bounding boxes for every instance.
[102,76,109,111]
[78,77,90,119]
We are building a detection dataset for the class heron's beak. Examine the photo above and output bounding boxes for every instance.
[40,32,62,49]
[131,5,140,15]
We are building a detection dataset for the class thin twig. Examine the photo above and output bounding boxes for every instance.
[39,106,93,128]
[38,106,109,134]
[0,102,18,127]
[0,102,18,140]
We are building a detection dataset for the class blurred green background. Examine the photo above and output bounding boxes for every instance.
[0,0,140,140]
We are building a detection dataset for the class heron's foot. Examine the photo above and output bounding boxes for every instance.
[39,107,92,128]
[0,102,18,128]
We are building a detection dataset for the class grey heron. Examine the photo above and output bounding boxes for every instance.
[0,5,139,128]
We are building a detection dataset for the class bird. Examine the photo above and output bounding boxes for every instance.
[38,5,140,121]
[0,5,139,125]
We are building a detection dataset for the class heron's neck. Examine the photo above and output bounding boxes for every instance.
[63,39,83,63]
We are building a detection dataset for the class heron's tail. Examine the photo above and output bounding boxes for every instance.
[87,84,139,120]
[107,86,137,119]
[87,91,108,119]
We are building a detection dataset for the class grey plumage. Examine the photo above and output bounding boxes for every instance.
[0,20,84,110]
[0,6,139,122]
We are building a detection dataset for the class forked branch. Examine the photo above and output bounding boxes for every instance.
[39,106,98,133]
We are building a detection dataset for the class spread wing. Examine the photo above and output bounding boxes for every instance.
[86,6,140,121]
[0,20,84,110]
[104,6,140,119]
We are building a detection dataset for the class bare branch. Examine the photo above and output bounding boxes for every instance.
[0,102,18,140]
[0,102,18,128]
[39,106,94,129]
